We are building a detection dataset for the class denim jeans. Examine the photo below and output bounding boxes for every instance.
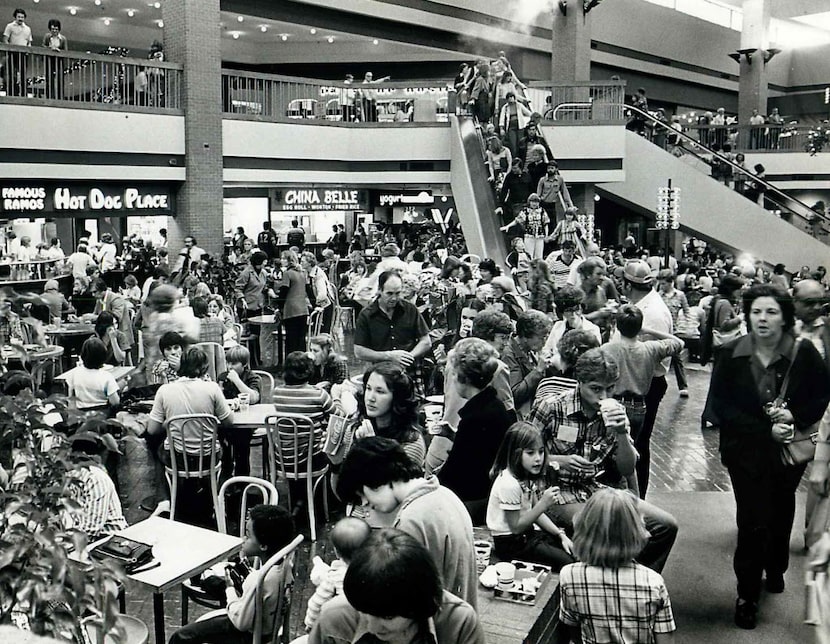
[547,497,678,573]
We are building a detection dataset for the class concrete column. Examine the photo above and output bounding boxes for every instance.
[162,0,224,256]
[551,1,592,83]
[737,0,771,136]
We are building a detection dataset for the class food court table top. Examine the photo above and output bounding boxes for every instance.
[45,322,96,337]
[56,364,136,382]
[231,402,275,430]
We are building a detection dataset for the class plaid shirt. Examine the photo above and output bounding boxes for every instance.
[559,562,676,644]
[528,388,630,504]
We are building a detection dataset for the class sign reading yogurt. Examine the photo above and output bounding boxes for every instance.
[0,183,175,215]
[272,188,368,212]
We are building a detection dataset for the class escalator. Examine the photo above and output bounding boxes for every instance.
[597,110,829,269]
[449,115,508,267]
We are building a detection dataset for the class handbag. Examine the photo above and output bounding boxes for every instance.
[91,536,155,573]
[322,414,357,465]
[776,338,819,466]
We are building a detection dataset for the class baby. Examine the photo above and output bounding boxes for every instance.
[303,517,371,631]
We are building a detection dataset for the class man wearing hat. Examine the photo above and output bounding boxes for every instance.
[499,193,550,260]
[618,260,673,499]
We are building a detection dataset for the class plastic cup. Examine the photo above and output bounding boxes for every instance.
[599,398,620,426]
[495,562,516,589]
[238,393,250,412]
[474,540,492,574]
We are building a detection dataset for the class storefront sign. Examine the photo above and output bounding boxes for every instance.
[377,190,435,207]
[271,188,368,212]
[0,183,175,216]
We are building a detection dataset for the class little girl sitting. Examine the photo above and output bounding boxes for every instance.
[486,422,574,570]
[559,488,677,643]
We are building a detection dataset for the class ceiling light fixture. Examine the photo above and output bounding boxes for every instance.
[260,24,267,32]
[103,17,111,25]
[232,31,240,39]
[153,1,160,8]
[127,9,135,17]
[373,39,379,45]
[237,15,244,22]
[309,28,316,34]
[69,7,77,15]
[327,36,335,43]
[280,33,289,41]
[94,0,101,6]
[157,19,163,27]
[32,0,39,4]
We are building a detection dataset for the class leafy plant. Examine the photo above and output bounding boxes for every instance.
[0,391,125,643]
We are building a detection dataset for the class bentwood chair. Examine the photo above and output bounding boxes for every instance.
[181,476,279,624]
[250,370,276,476]
[264,413,329,541]
[163,413,221,524]
[255,534,304,644]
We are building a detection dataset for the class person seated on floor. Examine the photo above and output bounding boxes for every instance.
[436,338,514,524]
[217,345,261,478]
[308,333,350,392]
[527,348,679,573]
[146,347,234,527]
[169,505,296,644]
[337,437,478,608]
[303,517,372,631]
[66,431,128,539]
[308,528,484,644]
[66,338,121,415]
[486,422,575,570]
[94,311,129,366]
[559,488,677,644]
[151,331,184,385]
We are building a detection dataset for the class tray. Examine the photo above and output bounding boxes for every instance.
[492,560,551,605]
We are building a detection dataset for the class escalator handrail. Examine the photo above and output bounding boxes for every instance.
[617,103,828,227]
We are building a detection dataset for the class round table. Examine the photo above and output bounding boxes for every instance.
[247,315,281,367]
[2,344,64,388]
[45,322,96,338]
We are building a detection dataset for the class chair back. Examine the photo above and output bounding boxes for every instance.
[217,476,279,535]
[252,370,275,404]
[254,534,304,644]
[194,341,227,381]
[163,413,220,478]
[264,413,326,486]
[306,310,323,350]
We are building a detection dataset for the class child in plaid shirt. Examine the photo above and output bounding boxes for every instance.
[304,517,371,631]
[559,488,676,643]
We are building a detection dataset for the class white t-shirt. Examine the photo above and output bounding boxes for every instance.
[3,21,32,46]
[67,367,119,409]
[487,469,542,537]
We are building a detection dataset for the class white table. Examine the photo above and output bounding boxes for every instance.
[99,516,243,644]
[55,364,136,382]
[232,403,276,430]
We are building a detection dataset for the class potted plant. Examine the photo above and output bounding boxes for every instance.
[0,390,124,643]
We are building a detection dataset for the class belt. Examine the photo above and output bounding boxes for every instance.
[616,393,646,404]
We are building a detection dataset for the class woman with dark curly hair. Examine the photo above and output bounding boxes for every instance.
[351,361,425,466]
[706,283,830,629]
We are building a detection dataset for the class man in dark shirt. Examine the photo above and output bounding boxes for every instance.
[354,271,431,371]
[286,220,306,250]
[497,158,534,222]
[256,222,277,259]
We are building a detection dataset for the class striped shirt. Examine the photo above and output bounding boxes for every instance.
[273,383,335,442]
[559,562,676,643]
[545,251,578,290]
[68,463,128,538]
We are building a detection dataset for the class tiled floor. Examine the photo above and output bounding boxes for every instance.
[113,350,742,642]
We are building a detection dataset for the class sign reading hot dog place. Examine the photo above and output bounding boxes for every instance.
[0,183,176,215]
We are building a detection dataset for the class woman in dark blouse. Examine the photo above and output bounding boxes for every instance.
[707,283,830,629]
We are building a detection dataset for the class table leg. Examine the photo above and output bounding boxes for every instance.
[153,592,165,644]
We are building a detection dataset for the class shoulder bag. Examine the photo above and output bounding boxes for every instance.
[776,338,819,466]
[91,536,156,574]
[323,414,357,465]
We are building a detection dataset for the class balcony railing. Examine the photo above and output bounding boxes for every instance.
[528,81,627,123]
[665,123,825,154]
[221,70,451,124]
[0,44,183,111]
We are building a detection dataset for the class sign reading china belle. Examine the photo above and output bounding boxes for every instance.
[272,188,368,212]
[0,184,175,215]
